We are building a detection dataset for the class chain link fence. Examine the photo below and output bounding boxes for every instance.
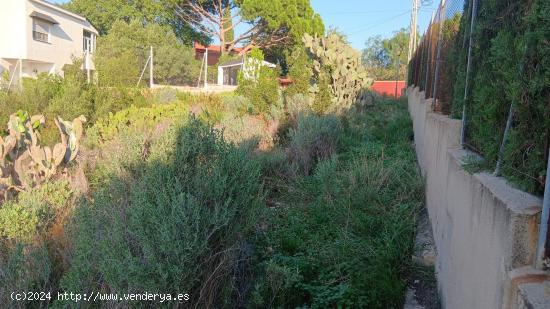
[407,0,550,196]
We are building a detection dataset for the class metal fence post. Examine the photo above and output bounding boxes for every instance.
[150,46,154,88]
[493,104,514,176]
[431,0,446,110]
[460,0,479,146]
[424,13,435,96]
[536,148,550,269]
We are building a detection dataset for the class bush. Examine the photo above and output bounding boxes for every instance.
[61,118,264,308]
[250,99,423,308]
[223,94,253,116]
[152,87,178,104]
[286,93,313,122]
[414,0,550,194]
[236,48,280,114]
[46,75,95,122]
[0,181,72,241]
[0,69,149,147]
[0,242,52,306]
[0,181,74,306]
[0,74,62,126]
[284,45,313,98]
[220,114,270,146]
[287,113,344,175]
[86,102,188,147]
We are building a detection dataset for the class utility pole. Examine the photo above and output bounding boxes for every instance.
[407,0,419,63]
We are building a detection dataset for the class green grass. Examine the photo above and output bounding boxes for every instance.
[248,98,424,308]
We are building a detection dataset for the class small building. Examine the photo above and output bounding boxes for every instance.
[0,0,98,85]
[193,42,244,66]
[217,57,276,86]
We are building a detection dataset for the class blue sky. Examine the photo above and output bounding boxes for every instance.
[51,0,436,50]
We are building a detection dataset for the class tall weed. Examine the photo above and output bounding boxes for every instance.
[61,118,264,308]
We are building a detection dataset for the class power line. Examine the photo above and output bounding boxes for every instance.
[348,10,413,35]
[324,9,418,15]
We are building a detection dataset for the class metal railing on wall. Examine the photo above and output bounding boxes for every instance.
[407,0,550,270]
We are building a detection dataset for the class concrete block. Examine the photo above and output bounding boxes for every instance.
[406,87,546,309]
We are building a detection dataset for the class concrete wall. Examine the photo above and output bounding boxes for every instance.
[407,87,546,309]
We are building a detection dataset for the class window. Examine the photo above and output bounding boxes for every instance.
[83,31,94,53]
[33,20,50,43]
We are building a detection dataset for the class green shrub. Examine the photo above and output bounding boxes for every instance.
[0,181,72,241]
[287,113,344,175]
[250,99,423,308]
[86,102,188,147]
[451,0,550,194]
[220,114,269,146]
[312,70,333,114]
[286,93,313,122]
[285,45,313,98]
[90,87,148,122]
[0,242,52,307]
[0,74,62,126]
[0,181,73,307]
[236,48,280,114]
[223,94,253,116]
[61,118,264,308]
[46,76,95,122]
[0,70,149,146]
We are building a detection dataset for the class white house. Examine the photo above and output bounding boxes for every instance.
[217,57,276,86]
[0,0,98,85]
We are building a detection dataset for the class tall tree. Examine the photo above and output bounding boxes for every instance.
[95,20,199,87]
[176,0,324,54]
[362,28,409,80]
[64,0,204,44]
[222,6,234,44]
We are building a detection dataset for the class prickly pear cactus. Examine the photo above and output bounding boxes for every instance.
[0,111,86,199]
[55,115,86,162]
[303,33,373,112]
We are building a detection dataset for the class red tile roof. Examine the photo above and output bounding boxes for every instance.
[193,42,244,53]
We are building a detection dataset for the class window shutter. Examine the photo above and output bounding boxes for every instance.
[33,21,49,34]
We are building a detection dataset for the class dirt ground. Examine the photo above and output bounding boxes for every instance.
[404,207,440,309]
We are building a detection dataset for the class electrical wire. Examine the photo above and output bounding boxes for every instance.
[348,10,414,35]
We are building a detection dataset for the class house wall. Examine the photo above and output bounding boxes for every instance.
[0,0,28,60]
[0,59,10,76]
[407,86,545,309]
[25,0,97,76]
[0,0,97,79]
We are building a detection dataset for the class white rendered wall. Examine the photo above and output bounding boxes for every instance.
[0,0,28,61]
[25,0,97,75]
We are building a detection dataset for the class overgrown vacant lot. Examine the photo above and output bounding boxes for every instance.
[0,93,423,308]
[249,98,424,308]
